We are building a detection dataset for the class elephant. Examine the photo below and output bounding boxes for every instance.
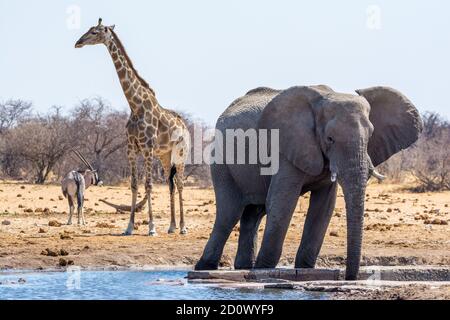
[195,85,423,280]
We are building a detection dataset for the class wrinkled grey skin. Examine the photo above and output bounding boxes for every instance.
[195,85,423,280]
[61,170,100,225]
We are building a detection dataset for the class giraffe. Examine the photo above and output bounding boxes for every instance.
[75,18,190,235]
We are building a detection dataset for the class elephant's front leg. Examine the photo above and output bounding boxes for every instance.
[255,160,304,268]
[295,182,337,268]
[234,205,265,269]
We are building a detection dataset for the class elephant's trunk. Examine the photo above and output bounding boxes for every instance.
[336,142,369,280]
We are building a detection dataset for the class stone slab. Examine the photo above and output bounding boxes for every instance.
[187,266,450,283]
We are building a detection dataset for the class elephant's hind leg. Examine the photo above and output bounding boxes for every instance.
[234,205,265,269]
[295,182,337,268]
[195,166,244,270]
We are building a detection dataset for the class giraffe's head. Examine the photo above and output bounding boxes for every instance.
[75,18,115,48]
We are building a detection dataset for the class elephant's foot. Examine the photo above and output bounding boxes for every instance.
[254,257,278,269]
[234,261,254,270]
[294,251,317,269]
[180,226,187,235]
[67,221,72,226]
[194,259,219,271]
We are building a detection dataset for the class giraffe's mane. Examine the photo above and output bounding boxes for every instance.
[110,29,156,97]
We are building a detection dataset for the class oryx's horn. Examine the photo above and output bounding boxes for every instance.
[72,150,94,171]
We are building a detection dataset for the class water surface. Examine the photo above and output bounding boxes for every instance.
[0,270,325,300]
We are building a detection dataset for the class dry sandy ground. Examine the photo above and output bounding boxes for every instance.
[0,180,448,299]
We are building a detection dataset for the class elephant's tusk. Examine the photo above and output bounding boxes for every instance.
[370,170,386,182]
[331,172,337,182]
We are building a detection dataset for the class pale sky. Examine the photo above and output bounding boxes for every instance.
[1,0,449,124]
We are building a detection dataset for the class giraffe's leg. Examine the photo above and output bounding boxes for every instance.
[124,146,138,236]
[143,149,157,236]
[160,153,176,234]
[174,164,186,235]
[168,170,177,234]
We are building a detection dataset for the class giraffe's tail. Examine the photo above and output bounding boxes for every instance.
[99,194,148,213]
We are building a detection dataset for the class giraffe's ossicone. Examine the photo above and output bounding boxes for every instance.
[76,18,190,235]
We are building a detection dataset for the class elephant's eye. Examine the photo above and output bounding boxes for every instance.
[327,136,335,144]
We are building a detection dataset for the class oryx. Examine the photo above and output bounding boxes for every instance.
[61,150,102,225]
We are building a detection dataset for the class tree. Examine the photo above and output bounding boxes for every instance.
[69,98,128,183]
[5,108,74,183]
[0,99,32,134]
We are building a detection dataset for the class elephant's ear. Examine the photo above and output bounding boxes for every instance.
[258,86,326,176]
[356,86,423,167]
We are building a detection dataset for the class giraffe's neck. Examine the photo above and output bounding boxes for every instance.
[105,36,156,115]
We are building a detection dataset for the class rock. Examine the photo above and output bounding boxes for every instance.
[95,222,115,228]
[58,258,68,267]
[142,220,149,225]
[39,197,44,200]
[43,208,50,214]
[18,278,26,284]
[329,231,339,237]
[425,219,448,225]
[17,194,22,197]
[38,228,46,233]
[1,220,11,225]
[58,196,64,200]
[59,249,69,256]
[18,204,24,208]
[24,208,33,213]
[387,208,392,213]
[48,220,61,227]
[60,233,73,240]
[34,208,43,213]
[20,186,25,189]
[41,248,59,257]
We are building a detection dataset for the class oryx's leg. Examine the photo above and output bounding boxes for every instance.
[76,188,84,225]
[67,196,74,225]
[143,148,156,236]
[124,144,138,236]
